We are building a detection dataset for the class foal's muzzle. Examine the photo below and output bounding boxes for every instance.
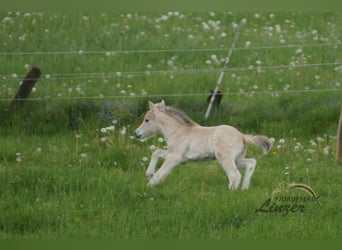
[135,130,142,139]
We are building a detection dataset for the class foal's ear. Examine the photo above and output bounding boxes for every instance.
[161,99,165,106]
[148,101,154,110]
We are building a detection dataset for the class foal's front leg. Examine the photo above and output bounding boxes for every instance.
[148,153,182,186]
[146,149,168,180]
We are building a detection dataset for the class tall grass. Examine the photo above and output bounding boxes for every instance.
[0,12,341,239]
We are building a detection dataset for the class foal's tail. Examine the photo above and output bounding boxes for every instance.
[243,135,273,155]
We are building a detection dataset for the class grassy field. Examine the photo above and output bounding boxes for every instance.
[0,12,341,239]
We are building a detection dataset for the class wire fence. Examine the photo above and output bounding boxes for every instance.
[0,42,341,102]
[1,62,341,81]
[0,42,339,56]
[1,86,341,103]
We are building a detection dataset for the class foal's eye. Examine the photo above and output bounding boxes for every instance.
[145,119,149,123]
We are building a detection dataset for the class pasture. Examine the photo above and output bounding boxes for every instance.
[0,12,341,239]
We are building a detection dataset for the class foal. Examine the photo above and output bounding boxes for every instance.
[135,100,272,190]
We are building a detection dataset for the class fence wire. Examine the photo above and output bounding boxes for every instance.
[0,42,340,102]
[0,42,339,56]
[0,87,341,103]
[1,62,341,82]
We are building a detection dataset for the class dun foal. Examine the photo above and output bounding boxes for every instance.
[135,100,272,190]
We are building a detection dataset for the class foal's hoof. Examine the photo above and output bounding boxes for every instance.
[146,173,154,181]
[228,184,239,191]
[147,181,156,187]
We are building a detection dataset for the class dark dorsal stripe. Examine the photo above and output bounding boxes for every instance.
[163,106,198,127]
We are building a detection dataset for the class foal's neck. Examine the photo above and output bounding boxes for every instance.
[158,114,188,142]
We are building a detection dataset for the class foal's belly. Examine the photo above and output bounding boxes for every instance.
[182,137,216,162]
[175,125,236,163]
[183,151,216,162]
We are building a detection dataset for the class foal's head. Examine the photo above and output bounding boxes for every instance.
[135,100,197,140]
[134,100,164,140]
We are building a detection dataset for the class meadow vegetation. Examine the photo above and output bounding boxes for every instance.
[0,12,341,238]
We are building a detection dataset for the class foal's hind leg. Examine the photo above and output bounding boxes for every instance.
[216,152,242,190]
[236,153,256,190]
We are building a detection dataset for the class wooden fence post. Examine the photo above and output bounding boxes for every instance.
[204,19,246,120]
[337,108,342,162]
[8,66,41,110]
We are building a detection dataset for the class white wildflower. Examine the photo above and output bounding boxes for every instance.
[16,152,22,162]
[245,41,251,48]
[310,140,317,147]
[121,127,126,135]
[295,48,302,55]
[202,22,209,30]
[316,136,324,142]
[106,126,115,131]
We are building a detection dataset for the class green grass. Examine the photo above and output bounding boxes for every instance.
[0,12,341,239]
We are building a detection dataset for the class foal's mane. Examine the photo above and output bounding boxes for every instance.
[162,105,198,127]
